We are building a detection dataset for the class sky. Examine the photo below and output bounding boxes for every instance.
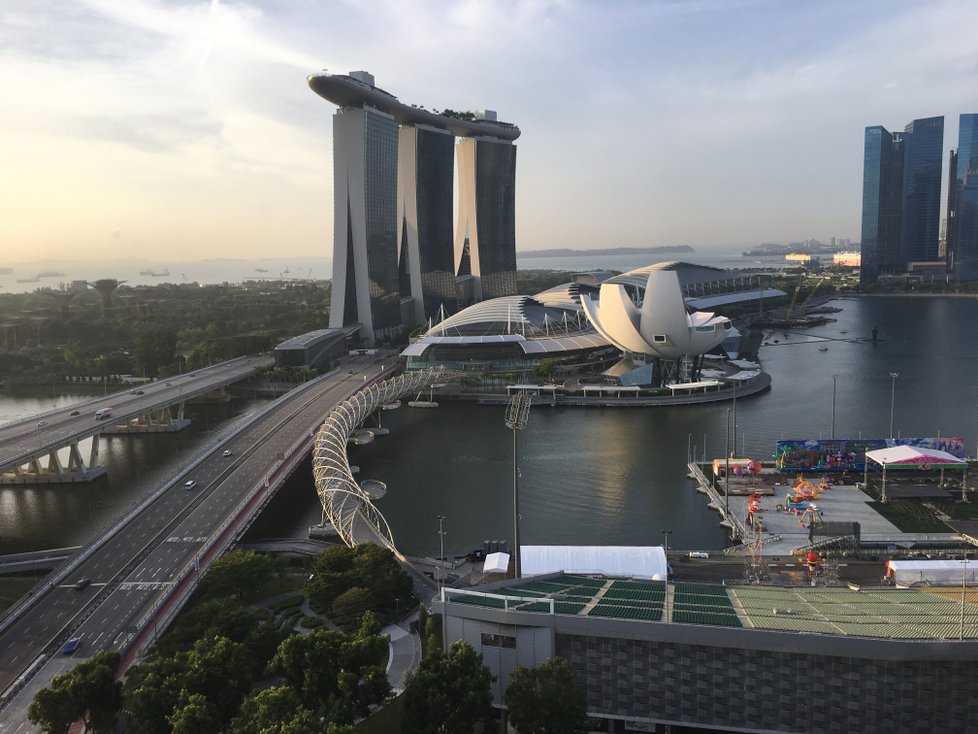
[2,0,978,265]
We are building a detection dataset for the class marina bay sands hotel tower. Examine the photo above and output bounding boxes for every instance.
[308,70,520,345]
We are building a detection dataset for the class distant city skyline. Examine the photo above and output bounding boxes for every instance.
[3,1,978,264]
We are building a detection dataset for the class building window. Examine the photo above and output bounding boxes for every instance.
[481,632,516,648]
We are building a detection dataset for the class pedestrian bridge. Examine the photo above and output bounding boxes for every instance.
[313,368,454,555]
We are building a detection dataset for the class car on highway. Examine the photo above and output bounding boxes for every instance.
[222,449,233,457]
[62,638,81,655]
[36,421,47,427]
[73,577,90,591]
[184,480,197,491]
[70,410,80,416]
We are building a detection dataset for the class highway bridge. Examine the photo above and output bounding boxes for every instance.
[0,356,272,484]
[0,355,394,729]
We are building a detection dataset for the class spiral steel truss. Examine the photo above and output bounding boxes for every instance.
[313,368,447,553]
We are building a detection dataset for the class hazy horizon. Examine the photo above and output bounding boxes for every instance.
[3,1,976,264]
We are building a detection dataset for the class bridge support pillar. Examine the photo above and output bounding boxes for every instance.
[100,403,191,434]
[1,438,106,485]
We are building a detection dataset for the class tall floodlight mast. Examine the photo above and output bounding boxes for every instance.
[505,393,531,578]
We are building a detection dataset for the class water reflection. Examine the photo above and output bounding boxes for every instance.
[2,296,977,558]
[0,394,271,554]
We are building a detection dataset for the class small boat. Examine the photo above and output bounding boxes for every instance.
[839,330,848,334]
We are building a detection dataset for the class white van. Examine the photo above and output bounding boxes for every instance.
[184,480,197,491]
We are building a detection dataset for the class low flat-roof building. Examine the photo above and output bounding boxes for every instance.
[437,574,978,733]
[274,326,358,368]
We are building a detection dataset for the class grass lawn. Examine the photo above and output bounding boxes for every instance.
[867,500,952,533]
[0,579,38,613]
[356,694,404,733]
[943,499,978,521]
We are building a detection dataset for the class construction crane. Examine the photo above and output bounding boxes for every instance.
[783,274,805,321]
[786,275,828,321]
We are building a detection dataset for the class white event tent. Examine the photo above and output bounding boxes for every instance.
[521,545,668,580]
[482,552,510,574]
[864,446,969,502]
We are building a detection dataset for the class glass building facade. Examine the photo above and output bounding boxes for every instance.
[860,116,944,284]
[860,126,904,284]
[330,106,401,344]
[403,126,457,318]
[954,114,978,281]
[474,138,518,298]
[899,116,944,265]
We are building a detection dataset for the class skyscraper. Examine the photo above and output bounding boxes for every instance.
[953,114,978,281]
[860,126,904,284]
[455,131,518,300]
[899,116,944,265]
[398,124,457,324]
[308,71,520,343]
[860,116,944,284]
[328,100,401,343]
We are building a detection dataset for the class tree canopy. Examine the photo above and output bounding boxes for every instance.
[306,545,413,625]
[27,650,121,734]
[266,612,391,724]
[505,656,588,734]
[401,640,493,734]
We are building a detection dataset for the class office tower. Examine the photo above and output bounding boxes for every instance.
[860,116,944,284]
[328,101,401,343]
[455,131,518,300]
[860,126,904,284]
[945,149,958,268]
[398,124,457,324]
[953,114,978,281]
[309,71,520,343]
[899,116,944,264]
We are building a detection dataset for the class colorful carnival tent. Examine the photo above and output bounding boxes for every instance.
[712,458,760,477]
[864,446,969,502]
[520,545,668,580]
[866,446,968,469]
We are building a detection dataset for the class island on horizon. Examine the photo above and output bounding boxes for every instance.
[517,245,695,258]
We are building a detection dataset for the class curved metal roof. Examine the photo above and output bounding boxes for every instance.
[307,73,520,141]
[607,261,733,290]
[426,295,589,337]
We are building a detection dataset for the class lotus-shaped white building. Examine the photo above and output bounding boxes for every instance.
[580,270,731,385]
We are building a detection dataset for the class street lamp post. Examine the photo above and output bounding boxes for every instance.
[436,515,446,592]
[831,374,840,439]
[724,409,731,517]
[661,529,672,561]
[889,372,899,438]
[505,394,531,578]
[732,380,738,458]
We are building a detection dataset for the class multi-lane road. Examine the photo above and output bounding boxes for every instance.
[0,355,391,730]
[0,356,273,477]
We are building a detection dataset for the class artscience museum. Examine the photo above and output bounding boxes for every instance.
[401,261,783,388]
